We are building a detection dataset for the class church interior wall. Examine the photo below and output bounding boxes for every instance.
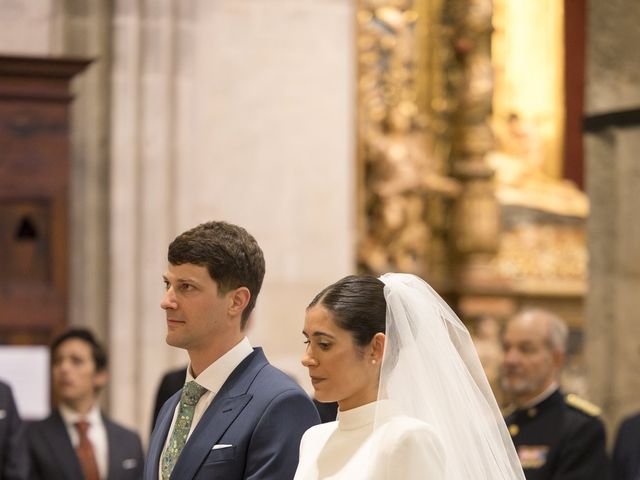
[0,0,356,439]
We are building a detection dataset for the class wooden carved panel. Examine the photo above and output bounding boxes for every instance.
[0,56,88,345]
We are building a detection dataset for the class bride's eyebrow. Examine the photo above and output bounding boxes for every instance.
[301,330,336,339]
[311,331,335,339]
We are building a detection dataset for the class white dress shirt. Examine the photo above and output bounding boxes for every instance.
[159,337,253,478]
[59,403,109,480]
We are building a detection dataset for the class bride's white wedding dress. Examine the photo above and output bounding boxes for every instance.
[294,401,445,480]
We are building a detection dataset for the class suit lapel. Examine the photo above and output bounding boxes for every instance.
[170,393,253,479]
[43,411,85,480]
[102,415,117,480]
[169,349,268,479]
[146,391,181,480]
[104,416,118,480]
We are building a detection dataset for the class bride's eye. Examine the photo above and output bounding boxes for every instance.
[319,342,331,351]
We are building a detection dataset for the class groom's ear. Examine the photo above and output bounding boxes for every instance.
[371,332,386,363]
[227,286,251,319]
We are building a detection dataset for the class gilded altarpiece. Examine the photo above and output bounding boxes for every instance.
[356,0,460,290]
[356,0,500,290]
[356,0,589,397]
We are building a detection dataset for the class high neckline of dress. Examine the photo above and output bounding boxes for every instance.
[336,400,398,431]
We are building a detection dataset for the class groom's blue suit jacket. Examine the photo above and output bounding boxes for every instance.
[145,348,320,480]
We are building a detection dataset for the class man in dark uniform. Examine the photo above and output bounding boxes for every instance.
[501,309,610,480]
[612,412,640,480]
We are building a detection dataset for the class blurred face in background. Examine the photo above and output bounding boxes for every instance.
[52,338,106,411]
[501,315,563,405]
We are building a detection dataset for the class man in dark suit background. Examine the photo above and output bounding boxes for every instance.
[27,329,144,480]
[613,413,640,480]
[145,220,319,480]
[0,380,28,479]
[501,309,609,480]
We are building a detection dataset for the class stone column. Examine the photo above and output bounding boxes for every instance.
[584,0,640,434]
[109,0,187,435]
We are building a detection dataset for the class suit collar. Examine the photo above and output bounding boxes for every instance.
[528,387,563,411]
[519,382,559,409]
[168,348,268,479]
[58,402,102,426]
[217,348,268,397]
[186,336,253,395]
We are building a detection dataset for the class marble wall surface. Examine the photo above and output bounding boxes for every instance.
[0,0,55,54]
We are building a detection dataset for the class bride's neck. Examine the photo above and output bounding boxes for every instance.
[337,386,378,412]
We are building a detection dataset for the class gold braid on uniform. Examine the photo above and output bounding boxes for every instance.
[565,393,602,417]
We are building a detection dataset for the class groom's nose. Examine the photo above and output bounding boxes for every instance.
[161,288,177,310]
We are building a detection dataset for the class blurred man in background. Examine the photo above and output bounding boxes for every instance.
[501,309,609,480]
[27,328,143,480]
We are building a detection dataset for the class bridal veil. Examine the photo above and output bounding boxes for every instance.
[376,273,525,479]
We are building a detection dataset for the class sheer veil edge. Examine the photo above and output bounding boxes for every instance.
[376,273,525,480]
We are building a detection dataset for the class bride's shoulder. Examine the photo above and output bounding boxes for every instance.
[385,415,437,433]
[377,417,447,477]
[301,420,338,442]
[379,416,442,450]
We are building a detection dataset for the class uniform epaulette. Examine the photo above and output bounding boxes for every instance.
[565,393,602,417]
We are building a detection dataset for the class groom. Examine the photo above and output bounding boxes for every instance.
[145,221,319,479]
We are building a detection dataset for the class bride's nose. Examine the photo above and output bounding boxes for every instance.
[301,351,318,368]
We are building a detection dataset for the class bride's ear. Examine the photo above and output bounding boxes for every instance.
[371,332,386,363]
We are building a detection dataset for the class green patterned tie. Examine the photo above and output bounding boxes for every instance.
[160,381,208,480]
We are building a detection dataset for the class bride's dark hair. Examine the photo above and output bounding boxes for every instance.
[308,275,386,347]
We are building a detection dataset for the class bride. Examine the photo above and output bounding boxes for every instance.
[294,273,525,479]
